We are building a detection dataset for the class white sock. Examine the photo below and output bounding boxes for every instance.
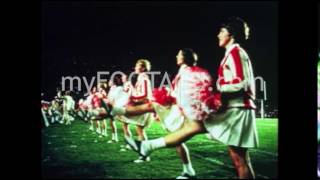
[141,137,166,155]
[112,133,115,140]
[103,120,107,133]
[50,116,53,123]
[112,121,118,141]
[114,132,118,141]
[183,163,195,176]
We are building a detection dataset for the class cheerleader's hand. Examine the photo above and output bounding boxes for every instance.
[213,98,222,111]
[208,93,222,112]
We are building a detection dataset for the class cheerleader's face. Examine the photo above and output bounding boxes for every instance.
[135,62,145,73]
[176,50,184,66]
[108,80,113,87]
[91,87,97,94]
[217,28,232,48]
[121,75,127,82]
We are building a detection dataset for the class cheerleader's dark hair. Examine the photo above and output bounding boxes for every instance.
[221,16,250,43]
[113,74,124,86]
[180,48,198,66]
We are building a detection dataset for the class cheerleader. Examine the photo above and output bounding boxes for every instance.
[107,74,134,150]
[86,87,96,131]
[108,78,122,143]
[129,59,154,163]
[62,91,75,125]
[41,100,50,127]
[50,99,62,123]
[121,74,134,144]
[89,83,109,137]
[203,17,258,178]
[109,60,153,162]
[98,82,109,137]
[86,86,106,134]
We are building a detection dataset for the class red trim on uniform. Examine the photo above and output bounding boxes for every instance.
[243,97,250,108]
[218,48,244,86]
[218,55,230,86]
[132,79,148,100]
[132,95,147,100]
[219,78,228,85]
[230,47,244,81]
[218,57,225,78]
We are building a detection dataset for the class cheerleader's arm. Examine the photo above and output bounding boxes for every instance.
[219,81,246,93]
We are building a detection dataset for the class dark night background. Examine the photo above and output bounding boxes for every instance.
[41,1,278,111]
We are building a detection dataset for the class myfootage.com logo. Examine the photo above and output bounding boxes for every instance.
[61,71,265,96]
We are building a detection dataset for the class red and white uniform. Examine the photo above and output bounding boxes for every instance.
[217,43,256,109]
[203,44,259,148]
[131,72,152,102]
[122,73,153,127]
[88,88,108,110]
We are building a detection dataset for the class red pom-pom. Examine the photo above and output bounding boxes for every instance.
[204,93,221,111]
[152,87,175,106]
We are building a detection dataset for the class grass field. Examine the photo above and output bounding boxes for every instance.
[41,118,278,179]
